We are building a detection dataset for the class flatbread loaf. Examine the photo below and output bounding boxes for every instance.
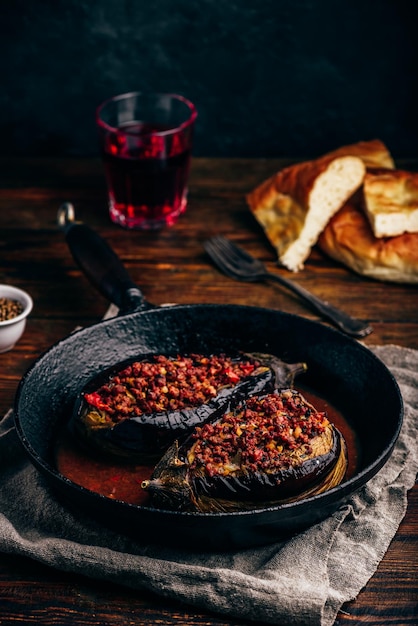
[247,139,393,272]
[318,200,418,284]
[247,154,365,271]
[363,168,418,237]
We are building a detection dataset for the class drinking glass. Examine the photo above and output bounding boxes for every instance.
[96,92,197,229]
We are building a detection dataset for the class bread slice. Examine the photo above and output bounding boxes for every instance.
[318,200,418,284]
[324,139,395,170]
[247,153,366,271]
[362,168,418,237]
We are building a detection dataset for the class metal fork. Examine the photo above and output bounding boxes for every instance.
[204,236,373,338]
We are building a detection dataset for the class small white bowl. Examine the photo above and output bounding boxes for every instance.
[0,284,33,353]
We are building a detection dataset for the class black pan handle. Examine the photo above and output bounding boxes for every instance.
[57,203,154,314]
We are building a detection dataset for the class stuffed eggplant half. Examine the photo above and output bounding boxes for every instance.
[71,352,307,463]
[142,389,348,511]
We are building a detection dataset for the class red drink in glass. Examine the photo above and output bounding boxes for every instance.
[96,94,197,229]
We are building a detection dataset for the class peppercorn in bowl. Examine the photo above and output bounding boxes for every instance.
[0,284,33,353]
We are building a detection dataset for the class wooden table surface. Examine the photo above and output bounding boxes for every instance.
[0,157,417,625]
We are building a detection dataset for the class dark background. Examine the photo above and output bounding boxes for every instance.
[2,0,417,159]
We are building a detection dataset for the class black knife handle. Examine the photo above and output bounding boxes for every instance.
[57,203,152,314]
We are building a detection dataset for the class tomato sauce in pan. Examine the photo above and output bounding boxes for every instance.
[55,437,153,506]
[55,387,359,506]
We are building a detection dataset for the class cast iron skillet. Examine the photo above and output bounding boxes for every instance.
[13,208,403,550]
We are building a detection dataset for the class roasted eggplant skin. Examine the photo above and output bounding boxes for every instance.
[142,390,348,512]
[192,426,340,501]
[72,369,273,463]
[71,353,306,463]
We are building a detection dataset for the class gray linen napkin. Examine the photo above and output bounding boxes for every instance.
[0,344,417,626]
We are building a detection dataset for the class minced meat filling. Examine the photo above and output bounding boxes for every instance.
[83,354,260,421]
[188,390,329,476]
